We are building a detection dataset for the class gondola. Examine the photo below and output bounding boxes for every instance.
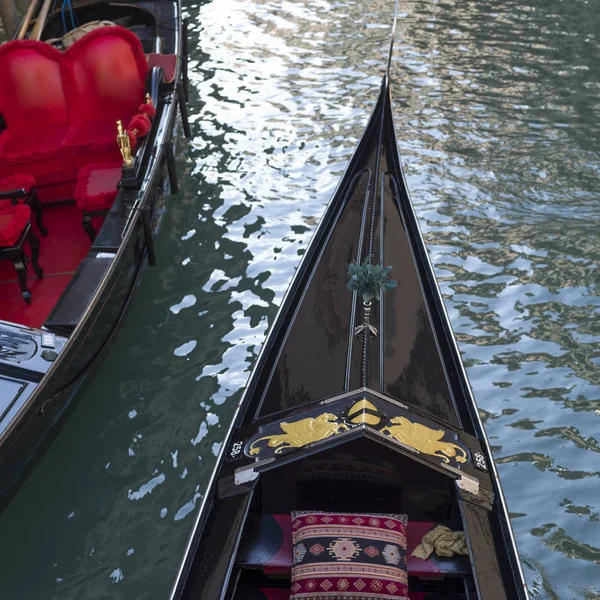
[169,16,529,600]
[0,0,189,500]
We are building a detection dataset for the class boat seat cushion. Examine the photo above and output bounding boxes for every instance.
[253,590,461,600]
[147,53,177,83]
[0,29,146,192]
[290,511,408,599]
[63,26,147,157]
[0,174,36,195]
[237,515,470,579]
[75,162,122,213]
[63,119,123,161]
[0,42,72,186]
[0,203,30,247]
[0,41,69,131]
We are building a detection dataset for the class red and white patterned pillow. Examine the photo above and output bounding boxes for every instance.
[291,511,408,600]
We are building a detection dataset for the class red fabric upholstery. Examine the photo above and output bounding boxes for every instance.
[0,174,35,194]
[0,203,30,246]
[64,119,123,171]
[0,28,147,197]
[0,42,71,185]
[259,590,291,600]
[74,162,122,212]
[147,53,177,83]
[258,591,436,600]
[36,179,77,204]
[64,27,147,157]
[290,511,408,600]
[0,41,69,131]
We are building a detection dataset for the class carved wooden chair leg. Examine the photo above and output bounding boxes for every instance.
[27,229,43,278]
[30,190,48,236]
[13,250,32,303]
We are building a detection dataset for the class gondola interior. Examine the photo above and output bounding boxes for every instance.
[231,438,474,600]
[0,2,179,331]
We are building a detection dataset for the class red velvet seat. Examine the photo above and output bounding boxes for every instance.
[147,53,177,83]
[0,174,46,236]
[74,162,122,241]
[63,27,148,169]
[0,204,30,246]
[0,42,73,195]
[0,174,35,195]
[0,28,148,204]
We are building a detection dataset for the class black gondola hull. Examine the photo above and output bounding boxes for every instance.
[170,78,528,600]
[0,0,186,501]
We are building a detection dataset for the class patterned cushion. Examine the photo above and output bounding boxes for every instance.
[291,511,408,600]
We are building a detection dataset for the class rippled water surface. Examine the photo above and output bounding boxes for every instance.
[1,0,599,598]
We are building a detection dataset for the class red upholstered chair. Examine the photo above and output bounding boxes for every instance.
[74,162,123,241]
[0,202,43,303]
[0,42,72,188]
[63,27,148,170]
[0,174,47,236]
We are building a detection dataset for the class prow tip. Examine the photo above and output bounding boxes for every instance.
[385,0,400,81]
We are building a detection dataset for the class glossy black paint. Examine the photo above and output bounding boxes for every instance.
[173,492,254,600]
[171,69,527,600]
[0,0,185,502]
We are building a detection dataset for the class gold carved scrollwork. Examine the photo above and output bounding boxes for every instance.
[381,416,467,464]
[248,413,349,456]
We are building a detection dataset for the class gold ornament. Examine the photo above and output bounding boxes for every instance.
[116,119,133,166]
[249,413,348,456]
[381,416,467,464]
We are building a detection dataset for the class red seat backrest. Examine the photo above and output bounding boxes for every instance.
[65,26,147,122]
[0,41,69,132]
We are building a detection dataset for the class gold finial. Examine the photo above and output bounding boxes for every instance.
[116,120,133,167]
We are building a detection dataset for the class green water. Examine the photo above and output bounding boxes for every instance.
[1,0,599,598]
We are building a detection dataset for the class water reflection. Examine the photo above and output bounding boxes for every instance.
[0,0,599,598]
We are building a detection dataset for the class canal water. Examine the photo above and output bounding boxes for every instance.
[1,0,599,597]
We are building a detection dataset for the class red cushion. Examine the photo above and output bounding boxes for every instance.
[0,174,35,194]
[258,591,433,600]
[0,203,30,246]
[0,126,68,165]
[147,53,177,83]
[0,41,69,132]
[63,118,119,155]
[74,162,122,212]
[64,27,147,123]
[259,590,291,600]
[290,511,408,600]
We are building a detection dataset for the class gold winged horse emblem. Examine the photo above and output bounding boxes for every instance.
[248,413,348,456]
[381,417,467,464]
